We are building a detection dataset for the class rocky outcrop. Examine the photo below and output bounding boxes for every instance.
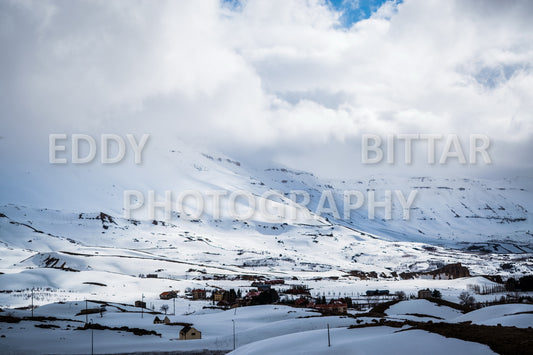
[400,263,470,280]
[427,263,471,279]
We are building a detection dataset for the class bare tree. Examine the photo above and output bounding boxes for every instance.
[395,291,406,301]
[160,304,169,314]
[458,291,476,307]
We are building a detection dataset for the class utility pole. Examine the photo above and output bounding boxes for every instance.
[232,319,236,350]
[85,299,88,323]
[327,323,331,347]
[90,318,94,355]
[31,288,34,319]
[173,298,175,316]
[141,293,144,318]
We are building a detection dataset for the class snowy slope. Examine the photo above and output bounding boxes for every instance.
[385,299,463,321]
[451,304,533,328]
[1,140,531,247]
[229,326,496,355]
[0,141,532,311]
[0,303,355,354]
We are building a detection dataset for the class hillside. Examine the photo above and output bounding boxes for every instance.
[0,143,532,312]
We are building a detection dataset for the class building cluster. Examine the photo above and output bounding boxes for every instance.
[138,283,444,342]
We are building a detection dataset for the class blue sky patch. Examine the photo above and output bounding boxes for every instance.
[328,0,401,27]
[221,0,401,28]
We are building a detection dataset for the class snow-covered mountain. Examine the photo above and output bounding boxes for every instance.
[2,140,531,245]
[1,142,532,307]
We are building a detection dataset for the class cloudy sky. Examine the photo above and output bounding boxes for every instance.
[1,0,532,179]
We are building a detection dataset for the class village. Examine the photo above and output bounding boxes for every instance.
[69,281,452,343]
[120,270,533,342]
[1,261,532,353]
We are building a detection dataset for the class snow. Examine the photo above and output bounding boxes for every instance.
[385,299,462,321]
[1,299,510,355]
[0,141,531,354]
[1,139,532,247]
[0,302,353,354]
[451,304,533,328]
[229,326,496,355]
[3,298,529,354]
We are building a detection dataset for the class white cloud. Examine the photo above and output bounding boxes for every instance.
[0,0,531,177]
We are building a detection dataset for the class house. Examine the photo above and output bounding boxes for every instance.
[146,274,158,278]
[179,326,201,340]
[418,289,432,299]
[160,291,178,300]
[284,285,310,295]
[315,301,347,315]
[154,316,171,324]
[212,290,225,302]
[365,289,389,296]
[245,290,261,299]
[257,284,271,291]
[135,300,146,308]
[192,289,207,300]
[251,280,284,287]
[294,297,313,307]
